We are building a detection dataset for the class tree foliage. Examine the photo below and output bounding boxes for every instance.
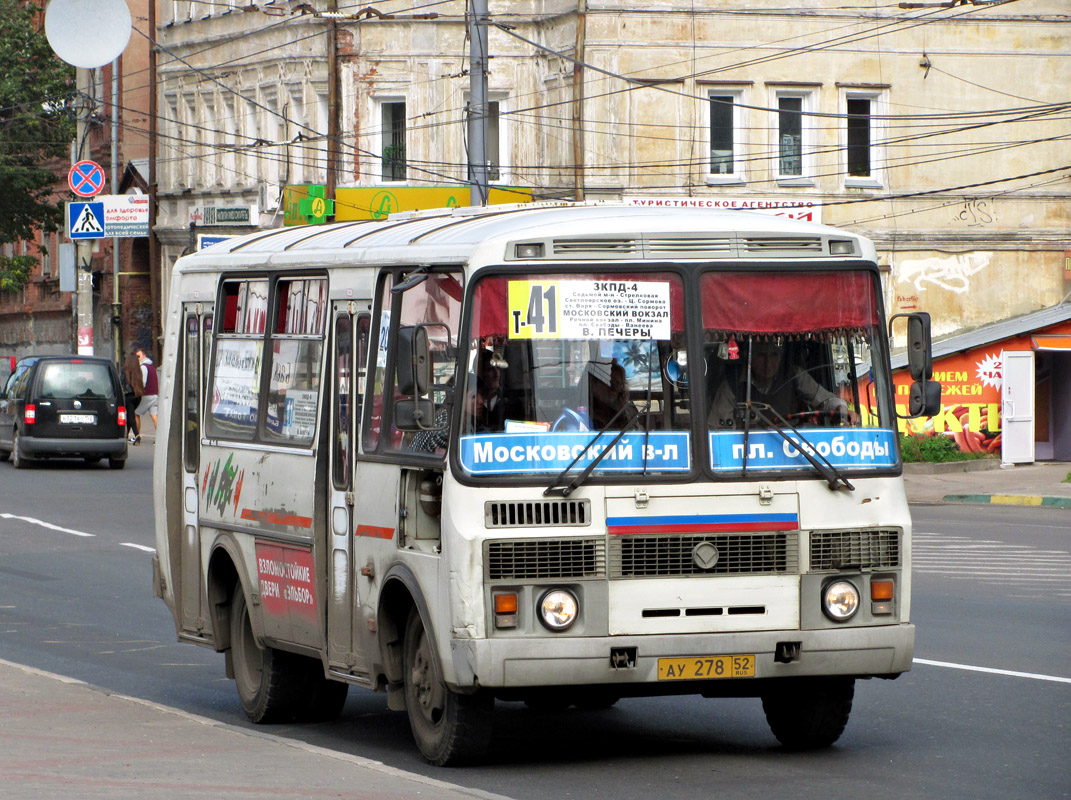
[0,0,75,289]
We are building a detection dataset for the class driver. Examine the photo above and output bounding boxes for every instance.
[708,339,853,429]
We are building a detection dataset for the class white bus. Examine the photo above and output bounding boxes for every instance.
[152,203,939,765]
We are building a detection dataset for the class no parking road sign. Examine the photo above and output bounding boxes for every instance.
[68,160,106,197]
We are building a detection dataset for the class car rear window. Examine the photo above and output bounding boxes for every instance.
[37,362,116,400]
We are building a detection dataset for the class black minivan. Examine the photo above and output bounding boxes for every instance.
[0,355,128,469]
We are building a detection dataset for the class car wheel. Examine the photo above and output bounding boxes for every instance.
[0,447,8,462]
[108,457,126,470]
[11,429,29,469]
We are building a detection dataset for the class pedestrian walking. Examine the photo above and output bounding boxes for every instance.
[135,346,159,434]
[121,352,144,444]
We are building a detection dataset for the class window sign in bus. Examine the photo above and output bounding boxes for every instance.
[507,279,671,340]
[210,338,263,433]
[458,430,690,475]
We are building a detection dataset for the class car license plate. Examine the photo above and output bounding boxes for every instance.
[657,654,755,680]
[60,414,95,424]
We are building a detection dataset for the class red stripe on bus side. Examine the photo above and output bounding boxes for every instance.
[356,524,395,540]
[240,509,314,528]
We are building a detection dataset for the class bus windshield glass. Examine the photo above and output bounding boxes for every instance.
[701,269,896,476]
[458,272,691,478]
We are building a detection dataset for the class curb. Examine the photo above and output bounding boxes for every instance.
[941,494,1071,508]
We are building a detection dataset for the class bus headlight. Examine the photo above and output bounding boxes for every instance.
[538,589,579,631]
[822,580,860,622]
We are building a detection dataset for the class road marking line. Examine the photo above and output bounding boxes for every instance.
[913,658,1071,684]
[121,542,156,553]
[0,513,94,537]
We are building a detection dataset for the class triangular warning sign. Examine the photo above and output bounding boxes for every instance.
[72,204,104,234]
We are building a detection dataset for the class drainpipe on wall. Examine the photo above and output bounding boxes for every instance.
[572,0,586,202]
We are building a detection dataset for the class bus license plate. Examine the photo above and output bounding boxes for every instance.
[60,414,95,424]
[657,655,755,681]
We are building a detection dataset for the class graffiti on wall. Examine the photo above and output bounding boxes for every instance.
[897,252,992,295]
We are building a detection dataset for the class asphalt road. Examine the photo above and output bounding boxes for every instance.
[1,449,1068,799]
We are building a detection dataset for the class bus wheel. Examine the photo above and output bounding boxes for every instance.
[299,662,349,722]
[403,607,492,765]
[230,585,301,723]
[761,677,855,750]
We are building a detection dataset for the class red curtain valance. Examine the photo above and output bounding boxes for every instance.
[701,271,879,334]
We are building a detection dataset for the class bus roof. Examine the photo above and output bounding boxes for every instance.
[176,202,876,273]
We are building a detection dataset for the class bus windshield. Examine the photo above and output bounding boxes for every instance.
[458,271,690,478]
[700,270,895,477]
[457,268,896,480]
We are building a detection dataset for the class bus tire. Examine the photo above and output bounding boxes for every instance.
[230,585,302,723]
[403,607,492,766]
[761,677,854,750]
[299,663,349,722]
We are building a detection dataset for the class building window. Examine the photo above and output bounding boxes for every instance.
[771,89,815,183]
[706,89,747,184]
[842,89,886,188]
[468,94,509,183]
[847,98,871,177]
[778,96,803,177]
[379,100,406,182]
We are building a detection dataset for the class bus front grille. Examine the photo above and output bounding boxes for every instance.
[609,532,797,578]
[809,529,901,571]
[485,499,590,528]
[486,538,606,581]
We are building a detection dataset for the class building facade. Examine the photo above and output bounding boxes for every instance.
[152,0,1069,458]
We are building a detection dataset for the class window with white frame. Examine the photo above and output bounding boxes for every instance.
[183,93,198,189]
[772,89,816,182]
[375,99,407,183]
[841,88,887,187]
[706,88,747,183]
[202,92,218,187]
[316,90,329,183]
[466,93,510,183]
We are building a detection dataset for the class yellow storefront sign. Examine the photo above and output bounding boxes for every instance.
[334,186,532,221]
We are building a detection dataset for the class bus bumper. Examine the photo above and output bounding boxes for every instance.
[450,624,914,690]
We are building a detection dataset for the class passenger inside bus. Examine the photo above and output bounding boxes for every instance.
[707,338,855,429]
[585,359,638,429]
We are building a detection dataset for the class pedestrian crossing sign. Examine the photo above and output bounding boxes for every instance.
[68,201,105,239]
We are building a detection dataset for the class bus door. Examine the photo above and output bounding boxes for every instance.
[180,303,213,635]
[327,303,371,674]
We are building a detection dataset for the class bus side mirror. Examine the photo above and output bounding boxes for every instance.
[397,325,431,396]
[905,313,933,381]
[395,398,436,430]
[891,312,942,419]
[909,379,942,418]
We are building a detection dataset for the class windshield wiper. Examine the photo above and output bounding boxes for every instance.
[544,402,644,498]
[738,401,854,492]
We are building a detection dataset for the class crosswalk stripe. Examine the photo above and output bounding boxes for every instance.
[912,531,1071,593]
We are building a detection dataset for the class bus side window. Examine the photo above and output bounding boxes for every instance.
[262,277,328,446]
[364,273,394,453]
[183,312,201,472]
[390,271,463,456]
[332,313,353,489]
[206,279,268,441]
